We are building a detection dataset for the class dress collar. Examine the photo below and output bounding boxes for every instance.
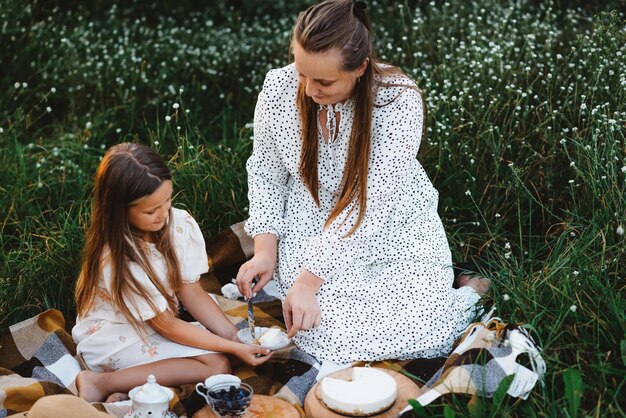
[317,99,354,144]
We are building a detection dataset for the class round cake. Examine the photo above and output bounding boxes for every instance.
[319,367,398,416]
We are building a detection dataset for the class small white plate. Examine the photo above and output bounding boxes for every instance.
[237,327,290,350]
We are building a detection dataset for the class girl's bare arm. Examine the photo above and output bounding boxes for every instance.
[177,281,239,340]
[147,308,271,366]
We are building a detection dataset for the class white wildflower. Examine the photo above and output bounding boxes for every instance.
[46,106,52,113]
[165,115,172,122]
[503,294,510,301]
[465,190,471,196]
[572,271,580,276]
[50,87,56,93]
[569,304,577,312]
[172,103,180,109]
[621,166,626,174]
[617,225,624,236]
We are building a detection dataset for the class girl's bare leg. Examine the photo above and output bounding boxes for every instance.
[77,353,230,403]
[104,392,130,403]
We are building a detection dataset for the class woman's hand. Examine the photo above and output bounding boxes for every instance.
[231,343,273,367]
[236,234,278,298]
[283,270,323,338]
[236,252,276,299]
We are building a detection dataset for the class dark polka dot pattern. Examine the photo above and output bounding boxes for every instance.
[245,64,480,363]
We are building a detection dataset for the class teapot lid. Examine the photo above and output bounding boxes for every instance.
[130,375,173,404]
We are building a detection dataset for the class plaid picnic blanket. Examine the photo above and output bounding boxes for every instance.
[0,222,448,418]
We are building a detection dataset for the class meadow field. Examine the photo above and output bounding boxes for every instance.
[1,0,624,416]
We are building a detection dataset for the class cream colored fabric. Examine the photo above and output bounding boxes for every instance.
[8,394,112,417]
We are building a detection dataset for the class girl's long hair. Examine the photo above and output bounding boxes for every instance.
[294,0,413,235]
[75,143,182,335]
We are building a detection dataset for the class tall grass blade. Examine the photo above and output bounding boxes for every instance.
[563,368,583,418]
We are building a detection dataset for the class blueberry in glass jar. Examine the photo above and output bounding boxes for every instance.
[207,382,253,417]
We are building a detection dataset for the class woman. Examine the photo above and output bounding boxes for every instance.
[236,0,489,364]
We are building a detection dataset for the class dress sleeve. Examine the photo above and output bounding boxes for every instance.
[302,87,426,282]
[244,70,291,238]
[171,209,209,283]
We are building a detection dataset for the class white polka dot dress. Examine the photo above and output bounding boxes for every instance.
[245,64,480,363]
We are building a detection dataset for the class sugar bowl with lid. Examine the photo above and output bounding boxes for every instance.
[124,374,177,418]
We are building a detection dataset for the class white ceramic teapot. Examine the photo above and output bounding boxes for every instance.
[124,374,177,418]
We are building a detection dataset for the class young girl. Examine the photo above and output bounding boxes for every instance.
[72,143,271,403]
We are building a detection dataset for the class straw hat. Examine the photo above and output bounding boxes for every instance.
[8,395,112,418]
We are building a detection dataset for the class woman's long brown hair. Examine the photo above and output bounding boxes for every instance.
[75,143,182,336]
[294,0,409,235]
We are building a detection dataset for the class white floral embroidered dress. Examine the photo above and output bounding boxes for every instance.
[245,64,480,363]
[72,208,213,371]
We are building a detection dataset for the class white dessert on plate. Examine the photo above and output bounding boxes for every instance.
[319,367,397,416]
[258,327,283,347]
[237,326,290,350]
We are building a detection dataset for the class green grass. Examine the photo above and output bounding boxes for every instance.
[1,0,624,416]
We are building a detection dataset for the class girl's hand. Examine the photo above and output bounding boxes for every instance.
[232,343,273,367]
[284,270,323,338]
[236,234,278,298]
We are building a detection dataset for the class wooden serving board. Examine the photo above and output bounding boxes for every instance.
[193,394,300,418]
[304,368,421,418]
